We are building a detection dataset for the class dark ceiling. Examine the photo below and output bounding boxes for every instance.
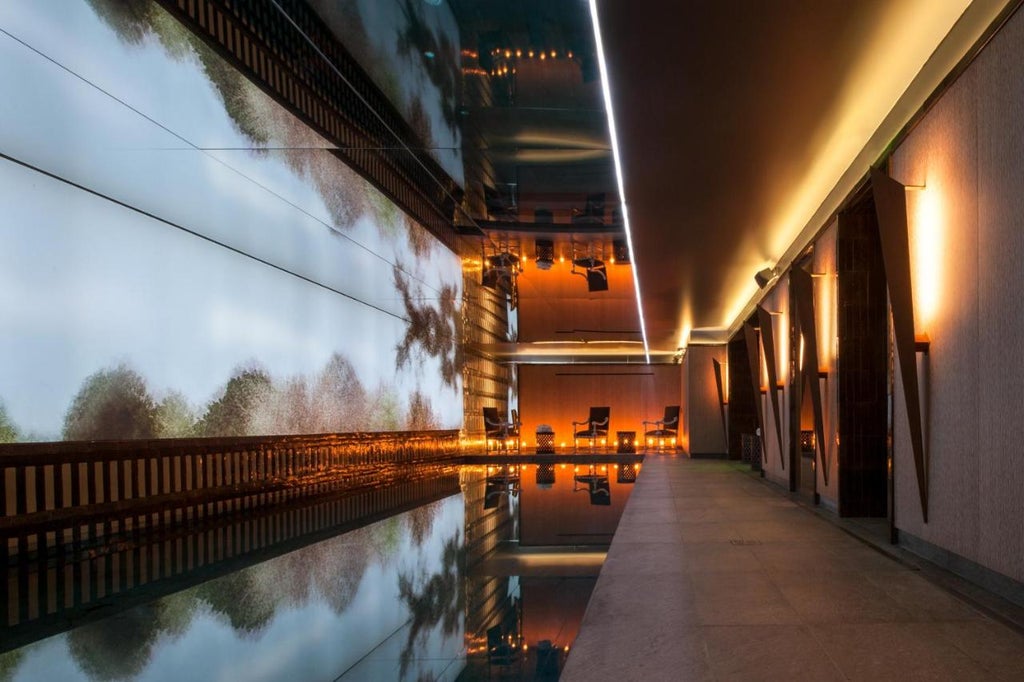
[447,0,1001,354]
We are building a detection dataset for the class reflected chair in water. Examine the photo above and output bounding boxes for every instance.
[484,463,521,509]
[535,639,560,679]
[573,406,610,453]
[643,405,680,452]
[487,624,519,673]
[483,406,520,454]
[573,465,611,505]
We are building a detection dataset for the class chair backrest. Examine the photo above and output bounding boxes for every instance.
[482,407,504,436]
[663,405,681,430]
[589,406,610,429]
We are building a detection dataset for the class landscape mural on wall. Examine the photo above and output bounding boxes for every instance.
[0,0,465,442]
[0,495,466,681]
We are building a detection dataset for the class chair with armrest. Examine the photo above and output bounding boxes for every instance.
[643,405,680,452]
[572,406,610,453]
[483,407,520,454]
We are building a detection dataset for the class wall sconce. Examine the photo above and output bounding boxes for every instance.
[871,167,928,522]
[712,358,728,450]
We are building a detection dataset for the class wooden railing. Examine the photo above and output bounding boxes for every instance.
[1,430,460,524]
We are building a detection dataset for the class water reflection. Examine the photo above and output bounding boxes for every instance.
[1,459,638,680]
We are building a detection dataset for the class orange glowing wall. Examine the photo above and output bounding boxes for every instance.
[516,261,641,342]
[517,364,681,451]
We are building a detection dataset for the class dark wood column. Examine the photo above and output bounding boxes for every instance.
[727,334,758,462]
[836,197,889,517]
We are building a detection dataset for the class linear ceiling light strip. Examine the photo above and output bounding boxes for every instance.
[588,0,650,363]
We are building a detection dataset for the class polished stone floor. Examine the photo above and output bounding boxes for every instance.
[562,457,1024,681]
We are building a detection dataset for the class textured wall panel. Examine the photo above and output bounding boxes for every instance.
[686,346,729,455]
[890,5,1024,582]
[975,6,1024,581]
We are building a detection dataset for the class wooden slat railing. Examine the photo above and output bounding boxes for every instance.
[1,430,460,522]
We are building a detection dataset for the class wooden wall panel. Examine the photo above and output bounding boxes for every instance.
[517,364,680,451]
[684,346,728,456]
[516,262,641,343]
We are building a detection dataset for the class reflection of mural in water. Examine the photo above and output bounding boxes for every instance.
[397,534,465,678]
[2,496,465,681]
[0,1,463,441]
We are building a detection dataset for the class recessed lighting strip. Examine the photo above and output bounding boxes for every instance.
[588,0,650,363]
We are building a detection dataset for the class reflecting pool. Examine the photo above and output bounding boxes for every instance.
[0,459,640,680]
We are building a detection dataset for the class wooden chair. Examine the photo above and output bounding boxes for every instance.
[572,406,610,453]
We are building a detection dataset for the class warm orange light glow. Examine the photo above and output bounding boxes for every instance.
[714,1,978,343]
[815,264,835,367]
[776,309,788,384]
[910,184,944,331]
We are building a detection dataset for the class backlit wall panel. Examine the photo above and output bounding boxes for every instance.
[0,1,463,442]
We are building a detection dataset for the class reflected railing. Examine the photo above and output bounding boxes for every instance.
[1,467,460,652]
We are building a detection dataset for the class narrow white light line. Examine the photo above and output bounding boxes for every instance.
[588,0,650,363]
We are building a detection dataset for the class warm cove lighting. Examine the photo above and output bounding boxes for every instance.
[589,0,649,362]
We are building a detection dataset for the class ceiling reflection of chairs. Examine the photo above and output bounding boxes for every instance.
[570,240,608,292]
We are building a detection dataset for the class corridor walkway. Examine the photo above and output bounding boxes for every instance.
[563,457,1024,681]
